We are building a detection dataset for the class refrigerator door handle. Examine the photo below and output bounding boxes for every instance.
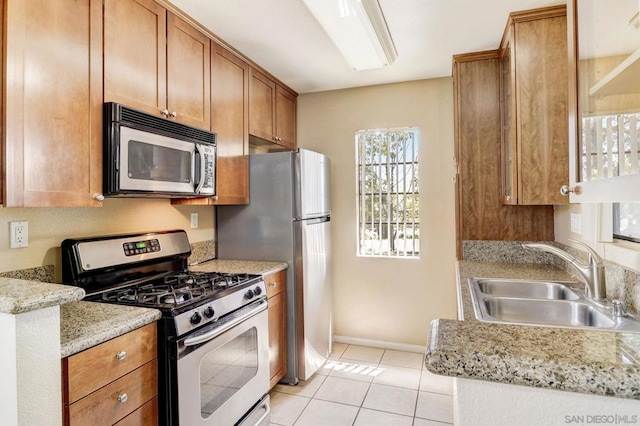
[294,216,330,225]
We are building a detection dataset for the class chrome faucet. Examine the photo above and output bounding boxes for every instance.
[522,240,607,302]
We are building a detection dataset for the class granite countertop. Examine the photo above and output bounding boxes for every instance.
[190,259,288,276]
[0,277,85,314]
[60,301,162,358]
[425,261,640,400]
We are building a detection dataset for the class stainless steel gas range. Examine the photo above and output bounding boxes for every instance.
[61,230,271,426]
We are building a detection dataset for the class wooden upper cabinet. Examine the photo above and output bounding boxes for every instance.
[104,0,210,130]
[499,5,569,205]
[249,67,297,150]
[167,13,211,130]
[275,86,297,150]
[211,43,249,204]
[453,51,554,259]
[172,42,250,206]
[249,68,277,141]
[104,0,167,116]
[4,0,103,207]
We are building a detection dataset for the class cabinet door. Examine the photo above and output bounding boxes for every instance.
[104,0,167,116]
[211,43,249,204]
[275,85,297,150]
[515,14,568,205]
[4,0,103,207]
[268,289,287,388]
[249,67,276,142]
[453,52,554,259]
[167,13,211,130]
[500,30,517,205]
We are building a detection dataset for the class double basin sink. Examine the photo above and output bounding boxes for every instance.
[468,278,640,332]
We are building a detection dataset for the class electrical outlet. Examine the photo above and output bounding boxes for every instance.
[570,213,582,235]
[190,213,198,229]
[10,221,28,248]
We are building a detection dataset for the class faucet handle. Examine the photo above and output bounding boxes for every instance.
[612,299,627,317]
[568,239,603,265]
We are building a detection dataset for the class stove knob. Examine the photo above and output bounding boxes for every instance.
[190,312,202,325]
[253,286,263,296]
[245,289,255,299]
[203,306,215,318]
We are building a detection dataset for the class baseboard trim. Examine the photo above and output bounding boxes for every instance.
[333,335,426,354]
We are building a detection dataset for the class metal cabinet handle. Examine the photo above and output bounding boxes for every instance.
[561,185,582,196]
[170,111,178,118]
[115,351,127,361]
[117,393,128,403]
[93,194,104,202]
[560,185,575,196]
[269,282,277,287]
[161,109,170,117]
[505,195,511,201]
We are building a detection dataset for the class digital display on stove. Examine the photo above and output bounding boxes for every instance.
[123,239,161,256]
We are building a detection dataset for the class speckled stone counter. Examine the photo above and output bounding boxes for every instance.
[60,301,161,357]
[425,261,640,400]
[0,277,84,314]
[190,259,288,276]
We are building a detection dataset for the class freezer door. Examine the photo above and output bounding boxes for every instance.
[295,217,333,380]
[295,149,331,219]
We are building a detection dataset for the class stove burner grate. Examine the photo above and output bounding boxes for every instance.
[99,271,257,309]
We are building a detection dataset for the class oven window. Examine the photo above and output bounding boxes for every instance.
[128,140,191,182]
[199,327,259,419]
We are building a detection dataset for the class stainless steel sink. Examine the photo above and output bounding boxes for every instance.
[475,278,581,300]
[468,277,640,332]
[482,298,615,328]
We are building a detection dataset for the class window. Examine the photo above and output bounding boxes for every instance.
[356,127,419,258]
[613,202,640,243]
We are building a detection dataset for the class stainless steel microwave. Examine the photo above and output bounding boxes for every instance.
[104,102,216,198]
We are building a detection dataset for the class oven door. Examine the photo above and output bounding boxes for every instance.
[119,125,198,194]
[176,299,270,425]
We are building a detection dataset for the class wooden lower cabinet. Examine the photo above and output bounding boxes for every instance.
[265,270,287,388]
[114,397,158,426]
[62,323,158,426]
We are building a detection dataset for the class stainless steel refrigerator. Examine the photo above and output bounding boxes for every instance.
[216,148,332,385]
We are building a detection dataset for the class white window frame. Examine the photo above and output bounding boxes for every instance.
[355,127,419,258]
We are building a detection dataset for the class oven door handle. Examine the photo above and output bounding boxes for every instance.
[182,299,267,347]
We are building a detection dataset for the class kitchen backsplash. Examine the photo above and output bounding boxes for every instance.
[188,239,216,265]
[0,265,55,283]
[463,240,640,315]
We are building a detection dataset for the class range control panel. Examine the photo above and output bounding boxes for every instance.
[123,239,160,256]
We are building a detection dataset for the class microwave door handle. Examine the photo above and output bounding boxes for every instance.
[193,146,206,194]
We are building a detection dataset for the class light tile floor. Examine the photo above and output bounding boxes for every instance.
[269,343,454,426]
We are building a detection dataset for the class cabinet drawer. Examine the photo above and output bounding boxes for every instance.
[63,323,157,404]
[114,396,158,426]
[66,359,158,426]
[265,270,286,298]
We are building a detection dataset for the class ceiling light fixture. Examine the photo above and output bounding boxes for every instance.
[302,0,398,71]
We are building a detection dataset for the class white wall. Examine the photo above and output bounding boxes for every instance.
[0,198,215,281]
[297,78,457,346]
